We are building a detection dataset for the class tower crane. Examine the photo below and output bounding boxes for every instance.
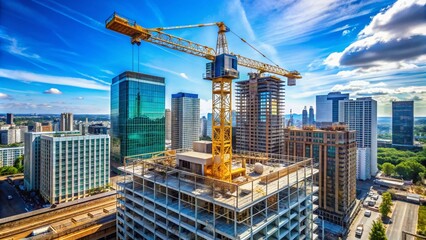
[105,12,302,182]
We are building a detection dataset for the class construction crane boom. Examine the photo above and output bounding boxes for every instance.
[105,13,301,80]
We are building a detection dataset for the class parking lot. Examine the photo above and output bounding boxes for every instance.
[0,178,27,218]
[385,200,419,240]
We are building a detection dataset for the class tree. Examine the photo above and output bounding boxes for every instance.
[0,166,19,176]
[369,220,387,240]
[381,163,395,176]
[14,155,24,173]
[379,192,393,219]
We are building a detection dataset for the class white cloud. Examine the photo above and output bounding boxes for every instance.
[324,0,426,70]
[331,80,371,91]
[342,30,350,36]
[0,30,40,59]
[199,98,212,117]
[44,88,62,94]
[179,73,188,80]
[0,93,11,99]
[100,69,114,75]
[0,68,110,90]
[75,96,84,100]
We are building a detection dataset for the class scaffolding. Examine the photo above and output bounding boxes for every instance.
[236,73,285,155]
[116,149,319,240]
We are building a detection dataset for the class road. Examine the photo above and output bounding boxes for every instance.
[347,207,380,240]
[0,179,27,218]
[386,201,419,240]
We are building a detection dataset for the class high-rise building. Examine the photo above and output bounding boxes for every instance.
[236,73,284,154]
[284,126,357,226]
[200,116,207,137]
[38,132,110,203]
[165,109,172,142]
[41,122,53,132]
[60,113,74,131]
[116,148,319,240]
[302,106,308,126]
[18,126,28,142]
[206,113,212,139]
[309,106,315,125]
[392,101,414,146]
[316,92,349,126]
[0,128,21,144]
[88,123,109,135]
[6,113,13,125]
[339,97,377,180]
[111,71,165,165]
[0,146,24,167]
[171,92,200,149]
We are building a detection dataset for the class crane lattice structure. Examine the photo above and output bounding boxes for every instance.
[105,12,301,182]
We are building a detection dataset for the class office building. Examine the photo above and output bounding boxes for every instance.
[38,132,110,204]
[116,148,319,240]
[339,97,377,180]
[60,113,74,131]
[0,127,21,145]
[19,126,28,142]
[309,106,315,125]
[165,109,171,141]
[236,73,284,154]
[0,146,24,167]
[88,123,109,135]
[200,116,207,137]
[284,126,357,227]
[171,92,200,149]
[206,113,212,139]
[111,71,165,165]
[316,92,349,126]
[6,113,13,125]
[302,106,308,126]
[41,122,53,132]
[392,101,414,146]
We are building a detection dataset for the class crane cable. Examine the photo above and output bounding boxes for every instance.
[229,30,280,67]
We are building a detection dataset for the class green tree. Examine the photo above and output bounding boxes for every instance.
[369,220,387,240]
[14,155,24,173]
[379,192,393,219]
[0,166,19,176]
[381,163,395,176]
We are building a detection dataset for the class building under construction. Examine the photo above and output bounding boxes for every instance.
[236,73,285,154]
[116,141,319,240]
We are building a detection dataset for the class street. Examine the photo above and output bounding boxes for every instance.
[386,201,419,240]
[347,207,380,240]
[0,179,27,218]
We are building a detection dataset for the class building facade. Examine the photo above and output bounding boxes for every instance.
[309,106,315,125]
[0,128,21,145]
[284,126,357,226]
[60,113,74,131]
[0,146,24,167]
[111,71,165,166]
[339,97,377,180]
[302,107,308,127]
[236,73,284,154]
[315,92,349,126]
[39,133,110,203]
[171,92,200,149]
[392,101,414,146]
[200,116,207,137]
[6,113,13,125]
[165,109,172,142]
[206,113,212,139]
[88,124,109,135]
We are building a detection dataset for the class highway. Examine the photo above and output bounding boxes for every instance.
[386,201,419,240]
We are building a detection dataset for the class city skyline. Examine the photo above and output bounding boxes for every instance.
[0,0,425,116]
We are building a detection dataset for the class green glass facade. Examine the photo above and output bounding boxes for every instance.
[111,71,165,165]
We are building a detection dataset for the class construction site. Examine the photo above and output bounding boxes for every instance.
[105,12,318,240]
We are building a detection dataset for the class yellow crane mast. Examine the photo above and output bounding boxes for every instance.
[105,12,301,182]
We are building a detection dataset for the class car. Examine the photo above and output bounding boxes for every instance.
[364,210,371,217]
[368,200,376,206]
[372,195,379,200]
[355,224,364,237]
[7,195,13,200]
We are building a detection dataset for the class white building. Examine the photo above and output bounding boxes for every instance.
[0,128,21,145]
[0,146,24,167]
[171,93,200,149]
[165,109,171,141]
[339,97,377,180]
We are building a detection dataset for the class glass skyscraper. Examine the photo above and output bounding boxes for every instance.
[111,71,165,166]
[316,92,349,126]
[392,101,414,146]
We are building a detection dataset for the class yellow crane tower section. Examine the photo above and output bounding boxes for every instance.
[105,12,301,182]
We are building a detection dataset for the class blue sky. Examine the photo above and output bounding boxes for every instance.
[0,0,425,116]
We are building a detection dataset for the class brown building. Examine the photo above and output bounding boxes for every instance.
[41,122,52,132]
[284,126,357,227]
